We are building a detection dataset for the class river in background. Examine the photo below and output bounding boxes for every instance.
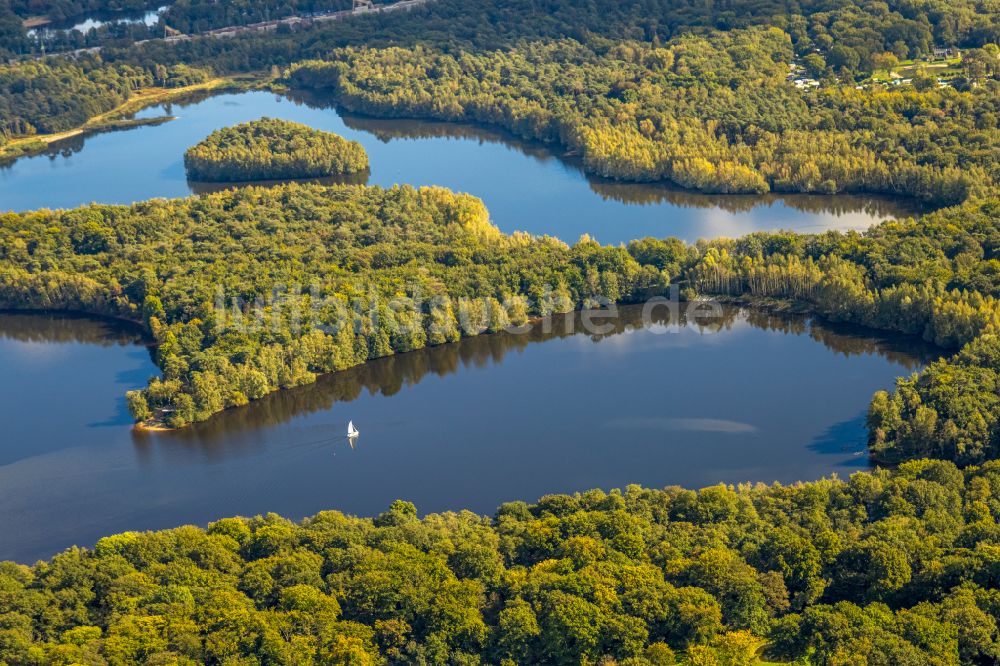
[0,90,927,245]
[0,306,941,563]
[27,6,166,36]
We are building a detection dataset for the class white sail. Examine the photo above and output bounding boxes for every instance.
[347,420,359,437]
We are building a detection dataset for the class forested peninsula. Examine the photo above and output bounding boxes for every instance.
[2,0,998,202]
[184,118,369,182]
[1,178,999,471]
[2,0,1000,662]
[287,33,996,205]
[4,30,997,203]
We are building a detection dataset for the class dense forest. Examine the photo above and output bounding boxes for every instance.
[3,0,999,60]
[0,59,211,142]
[289,32,999,204]
[2,173,1000,465]
[2,0,1000,660]
[3,25,998,202]
[2,0,999,91]
[0,182,615,427]
[184,117,369,181]
[1,460,999,664]
[1,0,156,22]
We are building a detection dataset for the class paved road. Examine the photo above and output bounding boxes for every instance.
[197,0,432,38]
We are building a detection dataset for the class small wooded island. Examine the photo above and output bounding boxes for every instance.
[183,117,369,182]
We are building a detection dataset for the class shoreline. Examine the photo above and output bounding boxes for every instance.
[3,78,934,214]
[0,307,146,330]
[297,82,945,210]
[134,421,175,432]
[123,295,947,434]
[0,76,255,163]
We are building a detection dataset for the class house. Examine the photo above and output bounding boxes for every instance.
[929,47,959,61]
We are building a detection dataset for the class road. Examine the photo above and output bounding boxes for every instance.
[196,0,433,38]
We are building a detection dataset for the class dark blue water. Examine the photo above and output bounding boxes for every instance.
[0,90,938,563]
[0,307,939,563]
[0,91,924,244]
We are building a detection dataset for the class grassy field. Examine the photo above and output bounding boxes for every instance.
[869,56,963,82]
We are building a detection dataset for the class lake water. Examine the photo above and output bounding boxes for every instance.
[0,307,940,563]
[0,90,926,245]
[0,89,941,563]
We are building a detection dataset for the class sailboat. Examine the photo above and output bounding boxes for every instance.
[347,420,360,438]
